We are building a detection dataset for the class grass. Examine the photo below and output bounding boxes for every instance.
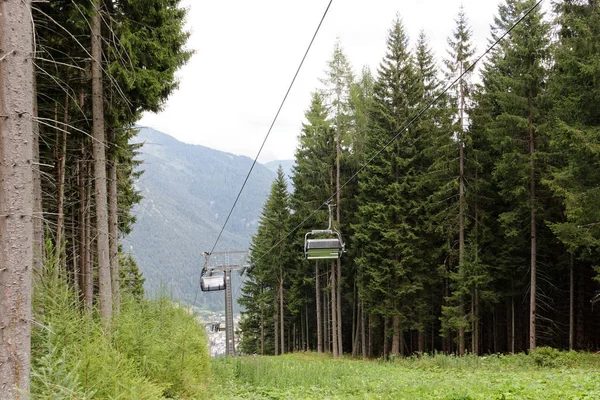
[31,243,211,399]
[211,351,600,399]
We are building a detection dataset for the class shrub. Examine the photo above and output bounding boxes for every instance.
[31,242,211,399]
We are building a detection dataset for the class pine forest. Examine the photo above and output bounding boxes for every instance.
[0,0,599,398]
[239,0,600,359]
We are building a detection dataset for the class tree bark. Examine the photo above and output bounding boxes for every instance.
[316,261,322,353]
[331,263,338,358]
[458,62,466,357]
[418,316,425,354]
[367,314,373,359]
[91,0,112,327]
[71,207,79,294]
[353,299,361,357]
[54,95,69,277]
[0,1,35,395]
[279,262,284,354]
[32,67,43,276]
[260,309,264,355]
[361,308,367,359]
[78,154,91,311]
[351,280,357,357]
[273,305,279,356]
[108,157,119,314]
[472,288,479,355]
[569,254,574,351]
[324,287,329,353]
[383,317,390,359]
[391,314,400,357]
[84,179,93,312]
[528,86,537,351]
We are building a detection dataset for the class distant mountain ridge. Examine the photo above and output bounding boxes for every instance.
[126,127,288,311]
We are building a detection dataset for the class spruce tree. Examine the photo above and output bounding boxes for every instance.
[353,15,420,357]
[290,92,334,353]
[443,6,477,355]
[546,0,600,349]
[481,0,551,350]
[320,41,354,357]
[240,167,291,354]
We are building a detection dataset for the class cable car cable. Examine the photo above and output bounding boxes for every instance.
[205,0,334,262]
[249,0,544,269]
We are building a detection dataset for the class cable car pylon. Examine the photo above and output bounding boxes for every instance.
[199,250,250,357]
[304,201,345,260]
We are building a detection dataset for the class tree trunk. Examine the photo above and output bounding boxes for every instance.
[418,316,425,354]
[569,254,574,351]
[336,257,342,356]
[305,300,310,351]
[391,314,400,357]
[55,95,69,278]
[383,317,390,359]
[32,67,43,276]
[351,280,357,357]
[279,263,284,354]
[316,261,322,353]
[300,308,305,351]
[78,154,91,311]
[576,270,584,349]
[361,308,367,359]
[528,87,537,351]
[85,181,93,312]
[335,125,343,357]
[0,0,35,395]
[511,279,515,353]
[367,314,373,359]
[325,288,329,353]
[71,208,79,294]
[274,306,279,356]
[331,263,338,358]
[108,157,119,314]
[353,299,361,357]
[260,309,264,355]
[472,288,479,354]
[458,61,466,357]
[91,0,112,327]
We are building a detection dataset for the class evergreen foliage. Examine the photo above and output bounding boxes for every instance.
[239,167,292,355]
[239,0,600,357]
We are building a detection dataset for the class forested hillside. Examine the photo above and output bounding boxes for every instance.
[239,0,600,359]
[0,0,199,396]
[127,127,274,310]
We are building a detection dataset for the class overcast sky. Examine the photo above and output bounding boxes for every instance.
[138,0,547,163]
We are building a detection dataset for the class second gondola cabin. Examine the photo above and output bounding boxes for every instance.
[200,274,226,292]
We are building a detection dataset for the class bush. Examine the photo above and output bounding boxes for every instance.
[31,244,211,399]
[114,296,211,398]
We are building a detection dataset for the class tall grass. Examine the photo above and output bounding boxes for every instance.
[212,352,600,399]
[30,242,211,399]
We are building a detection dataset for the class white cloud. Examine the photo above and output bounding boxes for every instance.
[139,0,549,163]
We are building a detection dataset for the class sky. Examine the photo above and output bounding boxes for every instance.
[138,0,547,163]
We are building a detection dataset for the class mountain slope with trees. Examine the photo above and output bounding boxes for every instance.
[127,127,275,310]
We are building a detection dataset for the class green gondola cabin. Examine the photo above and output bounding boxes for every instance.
[305,238,343,259]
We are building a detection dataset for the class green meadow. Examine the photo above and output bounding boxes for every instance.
[211,351,600,399]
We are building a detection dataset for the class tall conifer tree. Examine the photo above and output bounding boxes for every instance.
[480,0,551,350]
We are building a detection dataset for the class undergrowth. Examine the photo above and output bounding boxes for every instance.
[213,351,600,399]
[30,243,210,399]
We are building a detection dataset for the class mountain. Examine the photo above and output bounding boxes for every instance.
[125,127,278,311]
